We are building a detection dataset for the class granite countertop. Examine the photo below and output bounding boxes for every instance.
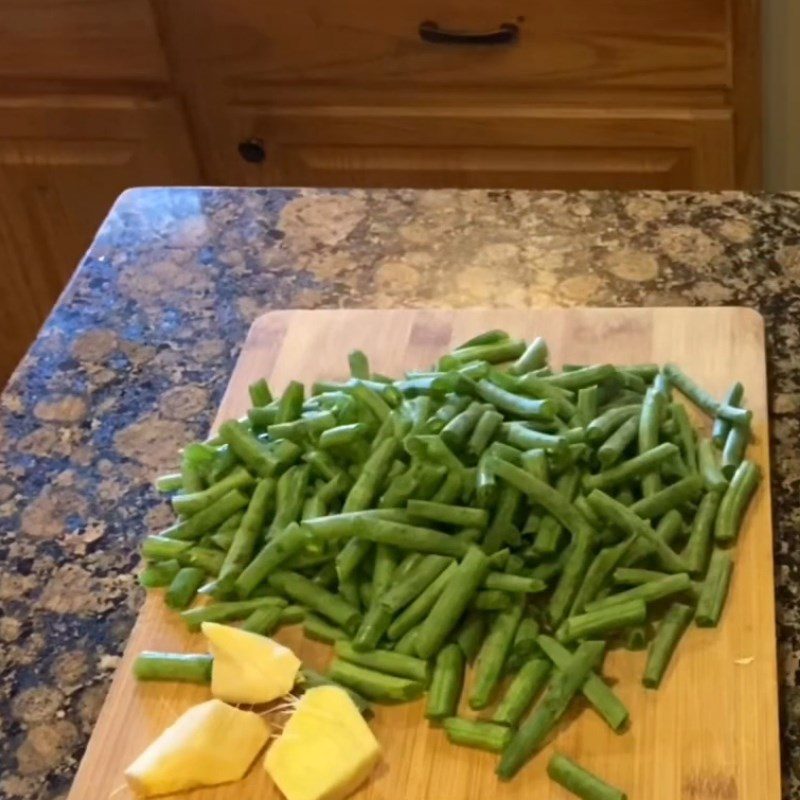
[1,188,800,799]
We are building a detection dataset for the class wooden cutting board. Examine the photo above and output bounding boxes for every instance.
[68,307,780,800]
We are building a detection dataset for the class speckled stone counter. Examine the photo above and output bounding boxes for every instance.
[1,188,800,799]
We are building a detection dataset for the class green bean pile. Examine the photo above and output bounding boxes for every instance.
[139,330,761,795]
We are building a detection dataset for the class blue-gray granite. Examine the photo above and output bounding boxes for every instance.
[1,188,799,799]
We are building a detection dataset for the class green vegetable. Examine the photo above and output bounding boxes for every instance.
[335,640,430,683]
[536,635,628,731]
[714,460,760,544]
[711,382,744,446]
[643,603,694,688]
[455,611,487,663]
[133,652,212,684]
[470,598,523,709]
[160,489,250,542]
[664,364,752,426]
[235,523,316,598]
[443,718,512,752]
[583,573,692,614]
[557,600,647,643]
[492,657,551,726]
[696,550,734,627]
[268,571,361,634]
[508,336,548,375]
[426,643,466,720]
[406,499,488,529]
[327,659,423,703]
[547,753,628,800]
[304,614,348,644]
[180,596,286,631]
[165,567,205,610]
[681,490,723,576]
[135,332,758,783]
[415,547,491,659]
[139,559,181,588]
[497,640,605,779]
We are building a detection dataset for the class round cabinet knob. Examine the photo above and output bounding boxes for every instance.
[238,139,266,164]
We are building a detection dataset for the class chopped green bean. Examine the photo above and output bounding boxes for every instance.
[558,600,647,643]
[444,718,512,752]
[180,596,286,631]
[584,572,691,613]
[697,438,728,492]
[696,550,733,627]
[497,640,605,779]
[536,634,629,731]
[242,604,283,634]
[302,613,346,643]
[133,652,212,684]
[493,657,551,726]
[470,598,524,709]
[583,443,678,493]
[547,753,628,800]
[597,414,640,469]
[664,364,752,426]
[714,459,760,544]
[508,337,548,375]
[165,567,205,610]
[712,382,744,446]
[473,590,512,611]
[406,499,488,529]
[643,603,694,688]
[415,547,491,659]
[426,643,466,720]
[268,571,360,634]
[139,559,181,588]
[327,659,423,703]
[682,490,723,576]
[628,474,703,520]
[335,640,429,683]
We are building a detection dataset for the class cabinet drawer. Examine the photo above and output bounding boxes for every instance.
[161,0,730,91]
[223,105,734,190]
[0,0,169,83]
[0,95,198,385]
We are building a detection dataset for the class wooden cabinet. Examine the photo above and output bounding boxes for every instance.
[221,104,734,190]
[0,0,169,84]
[157,0,758,190]
[0,96,197,384]
[0,0,762,385]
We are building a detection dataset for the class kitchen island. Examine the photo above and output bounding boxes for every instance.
[0,188,799,799]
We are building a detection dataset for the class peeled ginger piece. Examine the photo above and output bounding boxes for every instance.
[202,621,301,704]
[125,699,269,796]
[265,685,380,800]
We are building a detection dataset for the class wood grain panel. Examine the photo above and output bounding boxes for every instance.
[67,307,780,800]
[0,96,198,387]
[0,0,169,85]
[155,0,730,91]
[225,105,734,189]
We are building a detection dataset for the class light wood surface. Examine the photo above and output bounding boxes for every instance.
[68,307,780,800]
[0,95,199,387]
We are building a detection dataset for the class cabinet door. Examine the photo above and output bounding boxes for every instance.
[0,96,198,386]
[226,104,734,191]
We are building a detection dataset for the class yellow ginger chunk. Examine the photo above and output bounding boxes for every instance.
[266,685,380,800]
[125,698,269,796]
[202,621,301,704]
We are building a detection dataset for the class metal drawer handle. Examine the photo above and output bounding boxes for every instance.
[418,20,519,46]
